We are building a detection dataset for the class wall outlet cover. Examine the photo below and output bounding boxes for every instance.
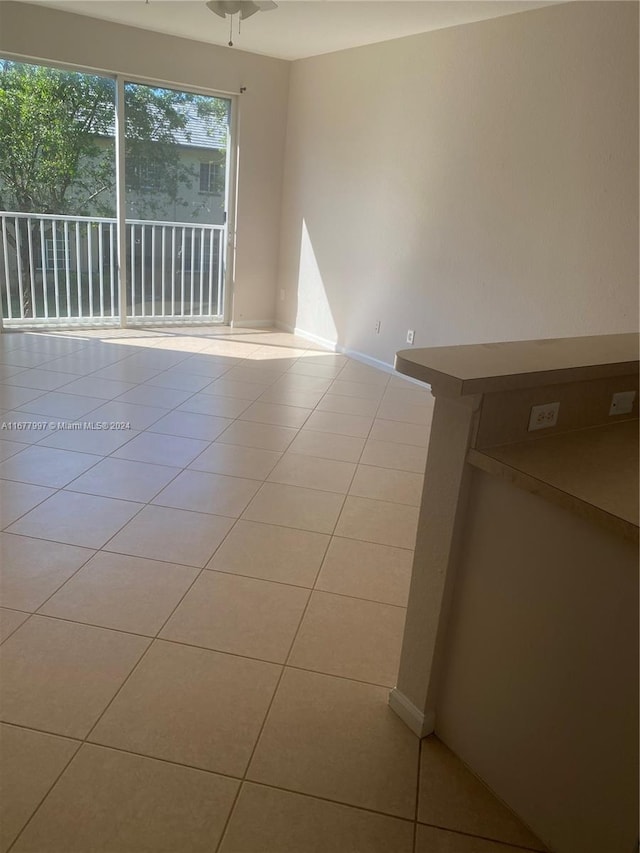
[609,390,636,416]
[528,401,560,431]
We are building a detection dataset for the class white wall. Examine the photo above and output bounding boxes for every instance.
[276,2,639,364]
[0,1,290,325]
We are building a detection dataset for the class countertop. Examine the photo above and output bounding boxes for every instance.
[395,333,639,396]
[468,419,639,543]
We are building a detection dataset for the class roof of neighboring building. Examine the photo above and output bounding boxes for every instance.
[99,101,228,150]
[171,103,228,150]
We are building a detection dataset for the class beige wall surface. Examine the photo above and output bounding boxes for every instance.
[0,1,290,325]
[276,2,639,365]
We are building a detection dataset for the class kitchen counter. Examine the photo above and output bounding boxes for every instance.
[390,333,639,853]
[468,419,639,543]
[395,333,638,396]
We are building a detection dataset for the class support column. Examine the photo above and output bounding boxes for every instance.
[389,390,482,736]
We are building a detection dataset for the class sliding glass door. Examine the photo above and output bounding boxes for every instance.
[0,57,232,328]
[124,82,231,323]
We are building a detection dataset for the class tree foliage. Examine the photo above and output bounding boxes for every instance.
[0,59,229,218]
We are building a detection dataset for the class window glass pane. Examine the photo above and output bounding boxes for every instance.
[0,58,117,321]
[124,81,231,319]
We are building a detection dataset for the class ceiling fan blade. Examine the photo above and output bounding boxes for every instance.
[240,1,277,19]
[206,0,277,19]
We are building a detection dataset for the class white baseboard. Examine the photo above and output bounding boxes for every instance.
[275,321,430,388]
[388,688,435,738]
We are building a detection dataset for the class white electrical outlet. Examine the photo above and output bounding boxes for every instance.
[406,330,415,345]
[279,289,285,302]
[375,320,381,334]
[528,401,560,431]
[609,390,636,416]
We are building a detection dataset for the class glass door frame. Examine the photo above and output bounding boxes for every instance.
[0,50,238,329]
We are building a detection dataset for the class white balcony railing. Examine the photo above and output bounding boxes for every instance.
[0,211,225,325]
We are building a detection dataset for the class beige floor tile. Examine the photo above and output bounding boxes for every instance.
[39,552,199,636]
[67,457,181,502]
[87,399,168,431]
[54,376,136,400]
[382,385,432,407]
[219,782,414,853]
[19,392,104,420]
[0,608,29,642]
[287,361,343,379]
[44,353,127,375]
[115,385,194,409]
[119,351,188,371]
[287,429,365,463]
[145,369,214,392]
[316,393,379,417]
[299,352,348,366]
[350,464,423,506]
[207,520,329,587]
[12,744,239,853]
[0,411,57,445]
[91,362,162,383]
[0,533,93,611]
[90,640,280,775]
[415,824,543,853]
[248,668,418,818]
[152,470,260,517]
[244,482,344,534]
[0,439,24,461]
[328,379,386,401]
[0,724,79,853]
[106,504,233,567]
[225,365,286,384]
[369,418,430,447]
[0,445,101,488]
[239,400,312,429]
[268,452,356,493]
[189,442,281,480]
[337,365,389,387]
[418,738,546,849]
[0,387,46,410]
[38,424,140,455]
[335,496,419,549]
[271,374,332,394]
[258,385,325,409]
[7,491,141,549]
[181,355,240,378]
[148,410,232,441]
[289,591,405,686]
[376,399,432,425]
[178,391,252,418]
[207,378,270,400]
[315,537,413,607]
[4,369,75,392]
[303,410,374,439]
[112,431,210,467]
[361,438,428,473]
[0,352,50,370]
[0,616,149,738]
[0,364,27,379]
[217,419,297,452]
[161,572,309,662]
[0,481,55,528]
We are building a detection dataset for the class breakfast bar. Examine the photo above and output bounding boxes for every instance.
[390,334,639,853]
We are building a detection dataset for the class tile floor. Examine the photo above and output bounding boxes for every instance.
[0,326,546,853]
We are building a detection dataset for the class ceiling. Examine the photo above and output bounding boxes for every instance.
[27,0,561,61]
